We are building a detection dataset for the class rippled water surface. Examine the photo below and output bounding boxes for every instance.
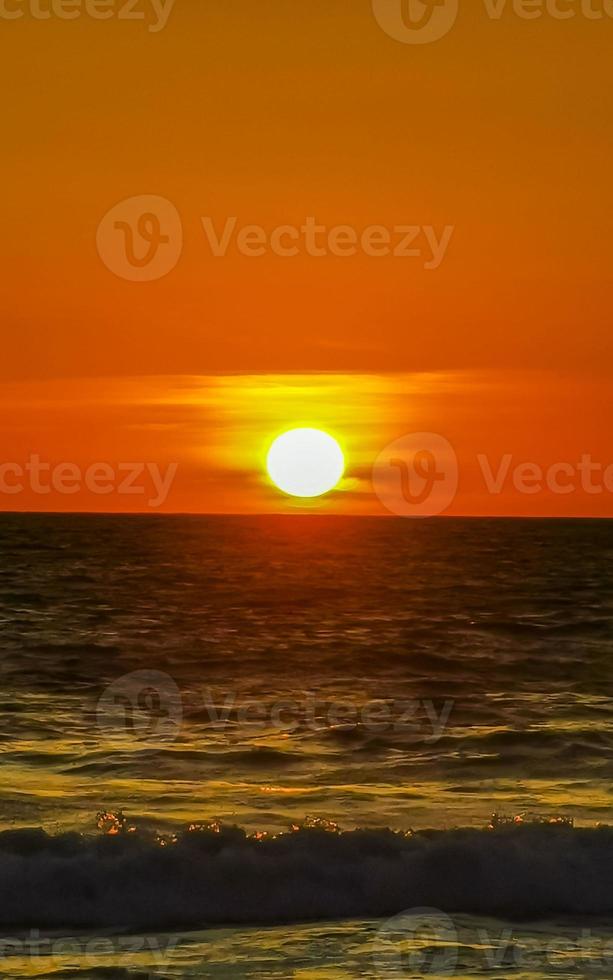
[2,514,612,833]
[1,514,613,977]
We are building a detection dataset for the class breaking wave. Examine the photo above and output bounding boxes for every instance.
[2,815,613,931]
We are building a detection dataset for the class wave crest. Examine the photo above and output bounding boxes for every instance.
[1,815,613,930]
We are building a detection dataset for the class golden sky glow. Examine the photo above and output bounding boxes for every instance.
[1,1,612,515]
[0,371,611,515]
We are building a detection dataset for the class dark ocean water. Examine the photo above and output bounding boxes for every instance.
[1,514,613,975]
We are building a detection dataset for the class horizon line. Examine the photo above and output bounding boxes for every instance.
[0,511,611,521]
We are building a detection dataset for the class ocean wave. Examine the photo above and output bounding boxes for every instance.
[2,817,613,931]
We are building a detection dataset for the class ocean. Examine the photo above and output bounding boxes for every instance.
[1,513,613,978]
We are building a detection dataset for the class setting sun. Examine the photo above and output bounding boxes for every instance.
[266,428,345,498]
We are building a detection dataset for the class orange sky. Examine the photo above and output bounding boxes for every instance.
[1,0,612,515]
